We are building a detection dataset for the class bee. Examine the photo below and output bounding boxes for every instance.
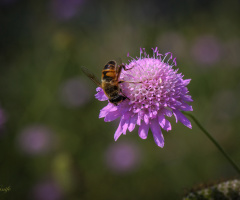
[81,60,135,106]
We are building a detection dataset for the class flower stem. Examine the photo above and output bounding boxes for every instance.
[183,112,240,175]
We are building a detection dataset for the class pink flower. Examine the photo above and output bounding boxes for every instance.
[191,35,222,66]
[50,0,85,21]
[59,77,92,108]
[17,125,56,155]
[31,179,62,200]
[104,141,142,174]
[96,48,193,147]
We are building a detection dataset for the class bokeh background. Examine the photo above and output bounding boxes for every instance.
[1,0,240,199]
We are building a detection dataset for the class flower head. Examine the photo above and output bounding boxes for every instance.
[96,48,193,147]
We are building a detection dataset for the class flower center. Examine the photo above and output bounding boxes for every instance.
[119,57,179,117]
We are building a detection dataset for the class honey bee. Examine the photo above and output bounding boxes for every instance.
[81,60,135,106]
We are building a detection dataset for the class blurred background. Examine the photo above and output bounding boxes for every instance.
[0,0,240,199]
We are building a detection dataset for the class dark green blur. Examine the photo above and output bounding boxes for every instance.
[0,0,240,199]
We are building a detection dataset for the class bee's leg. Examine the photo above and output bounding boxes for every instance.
[116,64,135,81]
[117,63,142,84]
[116,64,123,81]
[122,95,129,100]
[118,80,142,84]
[121,64,135,71]
[119,88,130,100]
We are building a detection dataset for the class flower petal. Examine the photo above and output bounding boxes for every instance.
[95,87,108,101]
[128,114,137,132]
[183,79,191,86]
[173,109,192,129]
[138,121,149,139]
[122,112,131,135]
[102,101,129,121]
[99,103,117,118]
[178,102,193,111]
[181,95,193,102]
[158,114,165,128]
[162,108,172,117]
[158,114,171,132]
[114,123,123,141]
[137,114,141,126]
[144,114,149,124]
[104,109,124,122]
[162,118,171,131]
[114,112,131,140]
[150,118,164,148]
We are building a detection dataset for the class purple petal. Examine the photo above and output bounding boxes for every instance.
[101,101,129,121]
[114,112,131,140]
[104,110,124,122]
[128,114,137,132]
[173,109,192,129]
[162,108,172,117]
[137,114,141,126]
[122,112,131,135]
[163,119,171,131]
[158,114,165,128]
[95,87,108,101]
[183,79,191,86]
[138,121,149,139]
[174,100,182,106]
[150,118,164,148]
[99,103,117,118]
[158,114,172,132]
[114,123,123,141]
[178,102,193,111]
[144,114,149,124]
[181,95,193,102]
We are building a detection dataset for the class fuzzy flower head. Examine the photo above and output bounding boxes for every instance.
[96,47,193,147]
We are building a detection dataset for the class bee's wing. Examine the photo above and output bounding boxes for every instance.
[80,66,102,87]
[114,57,123,74]
[115,57,123,65]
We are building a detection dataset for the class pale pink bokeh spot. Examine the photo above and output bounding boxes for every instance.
[104,141,142,173]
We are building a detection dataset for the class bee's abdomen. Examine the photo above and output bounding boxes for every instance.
[109,95,127,106]
[103,84,119,97]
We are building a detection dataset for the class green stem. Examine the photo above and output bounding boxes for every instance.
[183,112,240,175]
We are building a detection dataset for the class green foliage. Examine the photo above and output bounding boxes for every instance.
[0,0,240,199]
